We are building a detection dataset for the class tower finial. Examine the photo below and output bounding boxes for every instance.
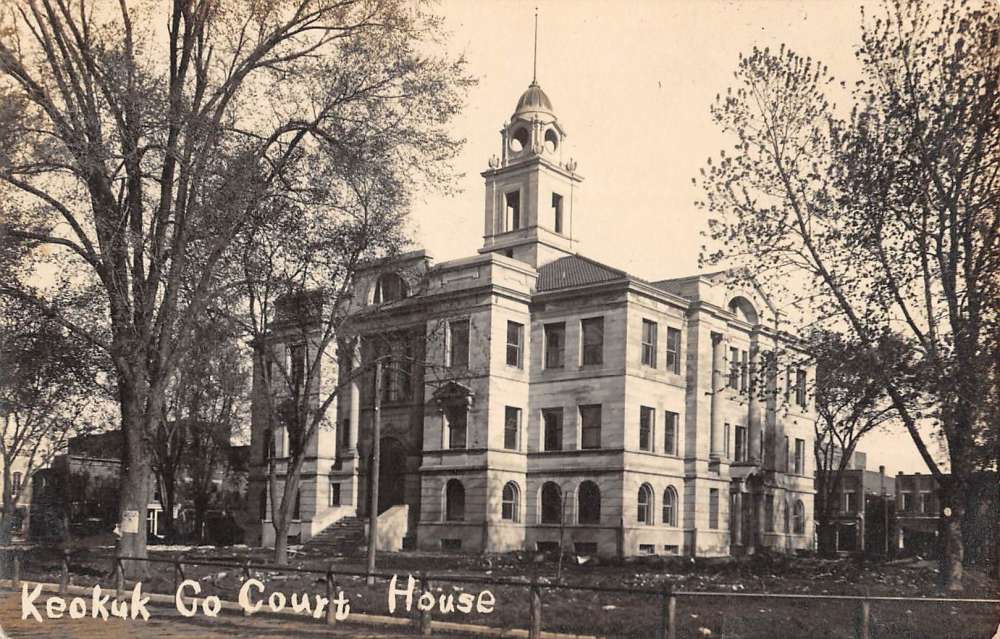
[532,8,538,84]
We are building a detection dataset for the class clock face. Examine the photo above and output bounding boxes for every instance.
[943,507,952,517]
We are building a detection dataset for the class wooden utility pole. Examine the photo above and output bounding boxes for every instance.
[366,360,383,585]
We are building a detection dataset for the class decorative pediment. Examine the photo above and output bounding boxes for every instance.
[431,381,475,410]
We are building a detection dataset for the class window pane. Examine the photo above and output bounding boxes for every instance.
[579,482,601,524]
[709,489,720,529]
[448,408,467,449]
[580,405,602,449]
[504,406,520,450]
[641,320,657,367]
[506,321,523,368]
[541,482,562,524]
[581,317,604,365]
[544,323,565,368]
[446,480,465,521]
[639,406,654,451]
[664,411,678,455]
[543,408,563,451]
[666,327,681,374]
[449,320,470,368]
[729,347,740,389]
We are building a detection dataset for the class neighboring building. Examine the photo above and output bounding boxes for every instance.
[248,72,818,557]
[814,450,895,554]
[30,431,248,542]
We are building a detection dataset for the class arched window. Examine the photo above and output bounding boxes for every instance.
[792,500,805,534]
[662,486,678,527]
[373,272,407,304]
[578,481,601,525]
[540,482,562,524]
[501,482,520,522]
[637,484,654,524]
[446,479,465,521]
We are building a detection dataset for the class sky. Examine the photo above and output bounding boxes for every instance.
[406,0,936,474]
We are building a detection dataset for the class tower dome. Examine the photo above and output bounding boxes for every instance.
[514,81,554,118]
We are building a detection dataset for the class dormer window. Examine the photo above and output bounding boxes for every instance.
[373,272,407,304]
[505,191,521,231]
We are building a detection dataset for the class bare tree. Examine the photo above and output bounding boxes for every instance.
[0,0,471,570]
[697,0,998,589]
[0,296,100,542]
[811,330,901,556]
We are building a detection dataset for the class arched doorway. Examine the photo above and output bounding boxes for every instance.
[375,436,406,514]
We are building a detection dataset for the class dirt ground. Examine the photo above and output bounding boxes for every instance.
[4,544,998,638]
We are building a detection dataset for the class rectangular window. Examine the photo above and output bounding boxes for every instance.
[504,406,521,450]
[735,425,748,462]
[574,542,598,555]
[728,347,740,389]
[448,319,470,368]
[639,544,656,556]
[580,405,602,450]
[329,482,341,507]
[447,407,467,449]
[506,321,524,368]
[341,418,351,450]
[641,319,658,367]
[544,322,565,369]
[794,438,805,475]
[664,411,678,455]
[639,406,654,451]
[581,317,604,366]
[290,343,306,391]
[552,193,564,233]
[919,492,930,514]
[441,538,462,551]
[11,472,21,496]
[901,492,913,512]
[709,489,720,529]
[796,369,808,407]
[845,491,858,513]
[724,423,731,459]
[784,435,790,471]
[505,191,520,230]
[740,350,749,391]
[765,495,775,532]
[542,408,563,451]
[666,327,681,374]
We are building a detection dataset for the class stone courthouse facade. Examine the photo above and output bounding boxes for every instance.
[249,77,816,557]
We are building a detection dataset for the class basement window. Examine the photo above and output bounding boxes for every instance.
[441,538,462,551]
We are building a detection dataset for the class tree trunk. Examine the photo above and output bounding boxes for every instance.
[940,492,965,592]
[273,523,288,565]
[117,382,151,578]
[160,475,176,542]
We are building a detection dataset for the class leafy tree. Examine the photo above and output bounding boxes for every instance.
[0,297,101,543]
[0,0,470,570]
[811,330,902,556]
[698,0,999,589]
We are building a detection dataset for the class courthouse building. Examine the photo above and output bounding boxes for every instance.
[249,75,816,557]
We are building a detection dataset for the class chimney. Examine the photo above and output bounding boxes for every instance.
[879,465,885,475]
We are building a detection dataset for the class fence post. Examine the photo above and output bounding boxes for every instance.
[528,577,542,639]
[667,588,677,639]
[12,549,20,589]
[325,570,338,625]
[59,549,69,594]
[115,558,124,599]
[659,584,677,639]
[419,573,433,636]
[173,557,181,595]
[856,597,871,639]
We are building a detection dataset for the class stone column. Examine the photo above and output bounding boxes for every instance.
[748,333,762,465]
[349,341,361,451]
[710,332,725,460]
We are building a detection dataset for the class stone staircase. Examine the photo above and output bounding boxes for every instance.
[304,516,366,555]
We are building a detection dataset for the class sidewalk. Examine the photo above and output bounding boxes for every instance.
[0,592,417,638]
